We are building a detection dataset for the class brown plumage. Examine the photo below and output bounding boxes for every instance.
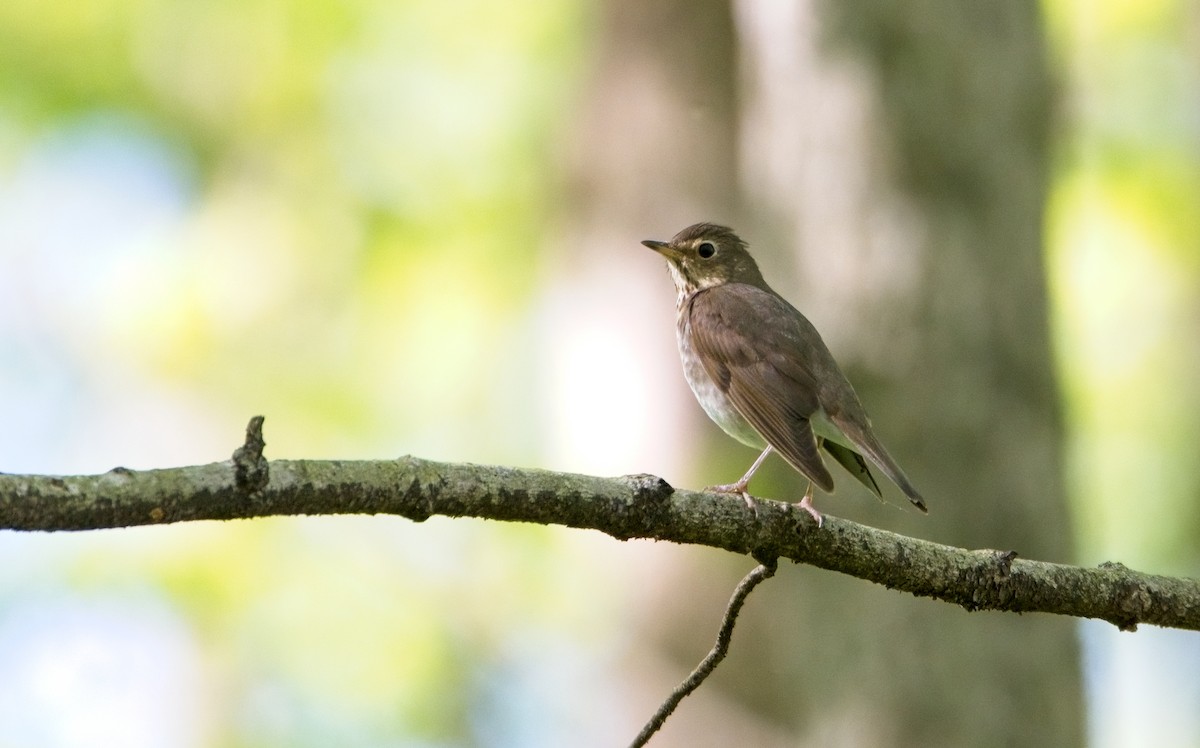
[643,223,926,523]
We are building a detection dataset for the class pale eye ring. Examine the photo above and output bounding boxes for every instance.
[697,242,716,259]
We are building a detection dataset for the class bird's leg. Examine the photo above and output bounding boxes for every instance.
[707,446,774,512]
[795,482,823,527]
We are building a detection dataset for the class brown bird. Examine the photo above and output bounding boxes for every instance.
[642,223,926,525]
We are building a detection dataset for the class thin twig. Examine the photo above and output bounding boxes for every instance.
[629,560,778,747]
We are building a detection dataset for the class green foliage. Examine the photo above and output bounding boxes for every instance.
[0,1,596,744]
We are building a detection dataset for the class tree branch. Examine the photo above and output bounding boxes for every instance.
[1,419,1196,632]
[630,561,777,748]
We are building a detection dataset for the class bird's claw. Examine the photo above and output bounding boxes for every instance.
[795,484,823,528]
[705,480,749,495]
[705,481,761,517]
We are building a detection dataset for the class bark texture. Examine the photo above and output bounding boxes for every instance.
[2,454,1195,633]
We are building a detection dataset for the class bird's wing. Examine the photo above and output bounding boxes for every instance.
[821,440,882,498]
[827,411,927,511]
[687,284,834,492]
[689,283,927,511]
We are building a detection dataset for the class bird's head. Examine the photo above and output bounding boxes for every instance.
[642,223,766,296]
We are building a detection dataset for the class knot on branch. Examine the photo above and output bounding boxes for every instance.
[617,474,674,505]
[962,549,1021,611]
[232,416,269,495]
[1100,561,1150,632]
[994,549,1018,577]
[607,474,674,540]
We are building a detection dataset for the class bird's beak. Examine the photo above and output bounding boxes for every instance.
[641,239,679,259]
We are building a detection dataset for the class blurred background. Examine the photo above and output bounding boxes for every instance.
[1,0,1198,745]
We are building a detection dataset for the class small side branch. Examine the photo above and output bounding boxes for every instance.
[1,419,1199,631]
[630,561,778,748]
[231,415,268,494]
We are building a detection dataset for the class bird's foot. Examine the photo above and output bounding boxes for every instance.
[705,480,761,516]
[706,479,749,495]
[794,484,823,528]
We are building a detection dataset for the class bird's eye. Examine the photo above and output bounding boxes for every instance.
[697,242,716,259]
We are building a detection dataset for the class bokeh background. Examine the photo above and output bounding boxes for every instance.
[2,0,1199,746]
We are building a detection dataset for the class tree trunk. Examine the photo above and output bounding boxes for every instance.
[723,1,1084,745]
[555,0,1083,744]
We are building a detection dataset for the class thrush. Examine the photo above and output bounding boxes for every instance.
[642,223,926,525]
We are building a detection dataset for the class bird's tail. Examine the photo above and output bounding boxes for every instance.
[830,415,927,513]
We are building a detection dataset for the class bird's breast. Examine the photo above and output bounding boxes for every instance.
[676,305,766,449]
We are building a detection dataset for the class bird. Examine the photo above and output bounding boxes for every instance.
[642,222,926,525]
